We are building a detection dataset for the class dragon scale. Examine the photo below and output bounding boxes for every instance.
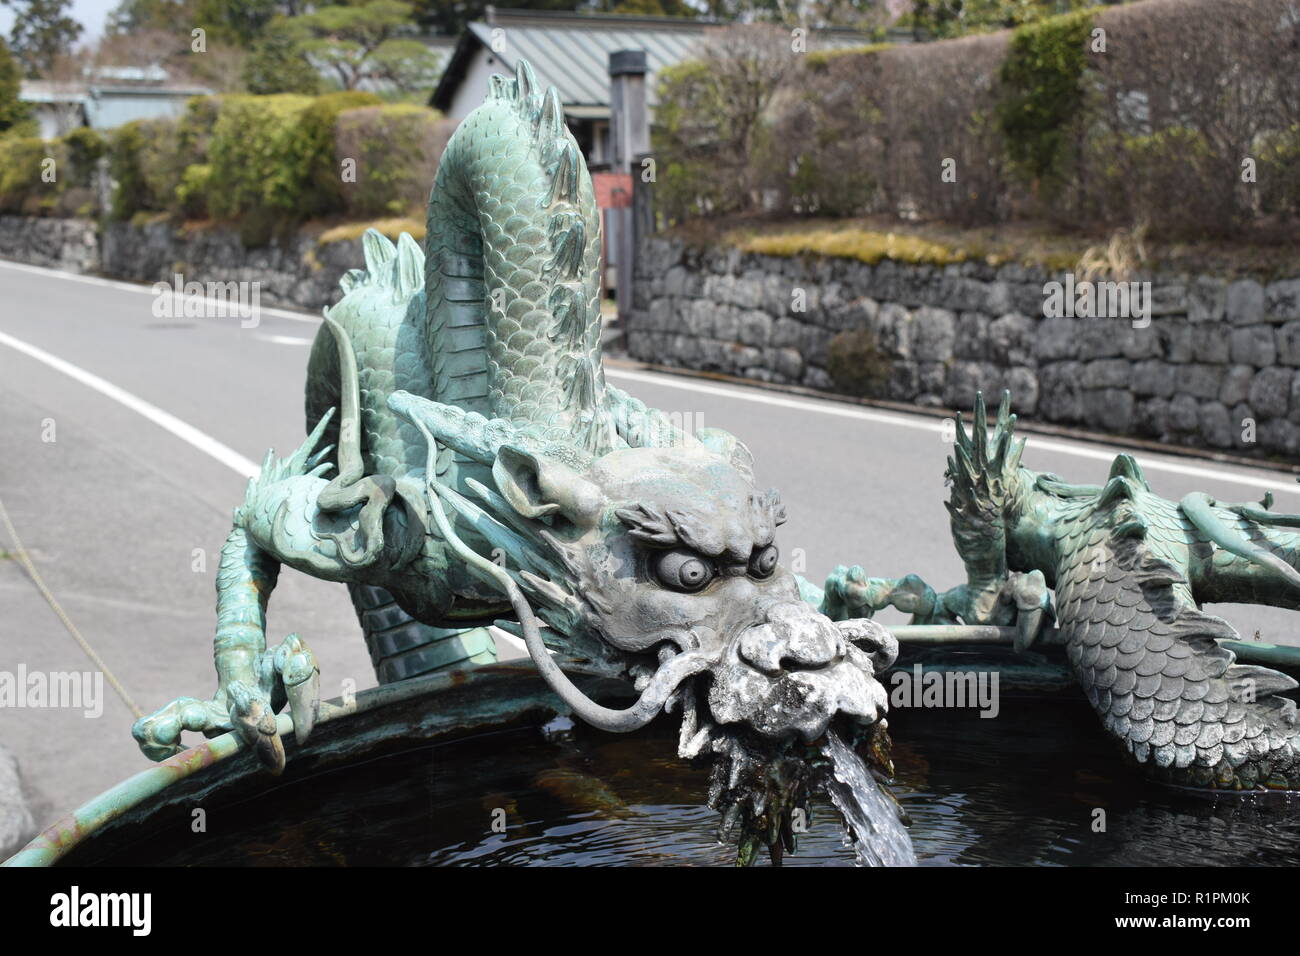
[1053,472,1300,789]
[833,392,1300,794]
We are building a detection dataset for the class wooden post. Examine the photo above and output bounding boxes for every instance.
[609,49,649,323]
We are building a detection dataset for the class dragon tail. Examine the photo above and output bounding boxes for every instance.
[1056,471,1300,790]
[425,60,613,454]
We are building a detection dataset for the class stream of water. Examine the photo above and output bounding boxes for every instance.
[822,728,917,866]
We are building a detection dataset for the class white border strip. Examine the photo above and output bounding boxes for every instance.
[5,258,1295,497]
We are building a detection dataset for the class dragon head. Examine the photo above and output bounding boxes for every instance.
[389,390,898,859]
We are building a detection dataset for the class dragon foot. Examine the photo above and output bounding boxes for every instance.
[822,566,942,622]
[133,633,319,774]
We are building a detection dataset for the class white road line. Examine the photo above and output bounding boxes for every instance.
[257,334,314,346]
[0,329,260,478]
[607,368,1300,497]
[0,259,323,325]
[8,258,1296,496]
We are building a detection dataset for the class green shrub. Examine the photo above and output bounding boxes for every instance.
[177,96,220,169]
[206,94,315,234]
[0,130,107,216]
[334,103,451,218]
[108,122,147,220]
[138,119,182,212]
[652,60,736,221]
[60,127,105,187]
[108,120,182,221]
[1259,124,1300,220]
[996,9,1093,184]
[827,328,893,399]
[0,37,30,137]
[0,137,56,213]
[292,90,382,218]
[175,163,214,218]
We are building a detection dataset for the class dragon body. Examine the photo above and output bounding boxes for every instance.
[834,393,1300,792]
[134,62,901,861]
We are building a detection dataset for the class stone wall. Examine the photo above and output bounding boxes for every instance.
[0,216,368,312]
[627,237,1300,459]
[100,222,362,311]
[0,216,100,274]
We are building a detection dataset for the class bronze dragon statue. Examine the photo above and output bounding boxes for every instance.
[131,62,902,863]
[130,60,1300,866]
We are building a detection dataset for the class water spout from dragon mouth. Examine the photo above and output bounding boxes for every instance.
[823,728,917,866]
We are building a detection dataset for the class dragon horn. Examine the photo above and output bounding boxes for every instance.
[386,390,594,471]
[972,391,989,468]
[995,390,1012,434]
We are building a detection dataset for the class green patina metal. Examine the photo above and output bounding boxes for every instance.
[5,662,627,867]
[126,61,903,859]
[832,392,1300,792]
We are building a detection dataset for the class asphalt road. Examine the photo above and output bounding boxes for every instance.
[3,258,1300,832]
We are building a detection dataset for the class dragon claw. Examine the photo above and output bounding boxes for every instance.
[134,633,320,772]
[280,635,320,745]
[132,695,232,762]
[1007,570,1053,651]
[228,683,286,774]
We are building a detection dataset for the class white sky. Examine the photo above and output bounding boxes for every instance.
[1,0,117,45]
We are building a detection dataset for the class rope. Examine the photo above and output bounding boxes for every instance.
[0,491,144,719]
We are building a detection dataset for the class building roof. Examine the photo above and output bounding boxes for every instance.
[431,8,880,116]
[432,9,711,114]
[21,74,212,131]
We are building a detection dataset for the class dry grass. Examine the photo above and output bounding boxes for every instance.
[1076,223,1149,282]
[318,217,426,244]
[736,227,970,266]
[678,214,1300,278]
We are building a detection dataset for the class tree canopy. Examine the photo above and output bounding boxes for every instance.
[4,0,83,76]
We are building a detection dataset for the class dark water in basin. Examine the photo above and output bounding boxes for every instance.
[71,699,1300,866]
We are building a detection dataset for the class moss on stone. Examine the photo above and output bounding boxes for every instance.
[735,228,969,266]
[318,217,426,244]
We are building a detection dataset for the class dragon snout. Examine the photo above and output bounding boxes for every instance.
[703,603,891,743]
[738,607,846,675]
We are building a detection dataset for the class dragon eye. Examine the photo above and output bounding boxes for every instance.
[749,545,779,578]
[653,550,714,593]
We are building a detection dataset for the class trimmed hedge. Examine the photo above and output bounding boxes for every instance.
[92,91,443,245]
[996,8,1093,184]
[656,0,1300,239]
[0,128,105,217]
[335,104,455,218]
[207,94,316,226]
[295,90,383,218]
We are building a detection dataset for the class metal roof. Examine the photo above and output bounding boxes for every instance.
[463,15,708,110]
[431,9,882,115]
